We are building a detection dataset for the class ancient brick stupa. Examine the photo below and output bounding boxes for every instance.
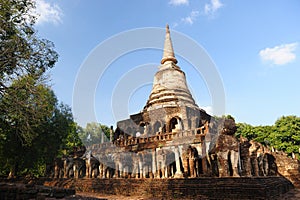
[105,24,213,179]
[117,24,210,137]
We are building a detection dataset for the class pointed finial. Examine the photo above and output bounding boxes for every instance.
[166,24,170,33]
[161,24,178,64]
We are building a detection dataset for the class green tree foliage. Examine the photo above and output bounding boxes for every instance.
[62,122,84,154]
[0,0,58,94]
[235,116,300,159]
[0,76,56,147]
[78,122,111,147]
[269,116,300,156]
[0,76,82,177]
[235,123,256,140]
[0,0,81,177]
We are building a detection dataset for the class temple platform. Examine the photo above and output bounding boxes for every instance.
[44,176,293,199]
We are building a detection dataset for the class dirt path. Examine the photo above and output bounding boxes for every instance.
[75,192,148,200]
[280,188,300,200]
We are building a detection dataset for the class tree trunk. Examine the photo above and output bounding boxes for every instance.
[8,163,18,179]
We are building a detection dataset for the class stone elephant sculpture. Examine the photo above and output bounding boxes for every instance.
[63,157,74,178]
[215,134,240,177]
[182,145,198,178]
[210,118,240,177]
[97,154,115,178]
[262,153,277,176]
[73,157,86,178]
[212,118,240,177]
[249,140,264,176]
[53,158,64,178]
[100,163,114,178]
[248,141,278,177]
[62,156,86,178]
[239,137,252,176]
[84,151,100,178]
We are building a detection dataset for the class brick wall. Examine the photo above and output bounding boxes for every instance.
[44,177,292,199]
[272,152,300,188]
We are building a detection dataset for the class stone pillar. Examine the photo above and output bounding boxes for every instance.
[119,162,123,178]
[174,146,183,178]
[114,161,119,178]
[139,155,143,178]
[152,149,157,178]
[110,126,114,142]
[165,163,170,178]
[132,157,139,178]
[161,157,166,178]
[124,166,128,178]
[202,141,210,175]
[143,164,147,178]
[144,125,148,135]
[99,163,103,179]
[171,163,175,177]
[166,121,170,133]
[101,132,104,144]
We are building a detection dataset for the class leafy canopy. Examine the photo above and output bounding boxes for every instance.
[235,115,300,159]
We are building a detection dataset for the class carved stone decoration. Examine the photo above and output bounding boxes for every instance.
[212,118,240,177]
[73,157,86,178]
[84,151,100,178]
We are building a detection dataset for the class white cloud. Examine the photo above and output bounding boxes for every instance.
[34,0,63,25]
[204,0,223,16]
[181,10,199,25]
[169,0,189,6]
[259,43,298,65]
[202,106,213,115]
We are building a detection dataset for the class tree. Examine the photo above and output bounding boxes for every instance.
[62,122,84,155]
[0,77,83,177]
[235,115,300,159]
[252,125,273,145]
[0,0,58,95]
[235,123,256,140]
[78,122,111,147]
[269,116,300,157]
[0,0,78,177]
[22,103,82,176]
[0,76,57,177]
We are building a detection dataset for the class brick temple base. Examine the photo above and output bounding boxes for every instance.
[44,176,293,199]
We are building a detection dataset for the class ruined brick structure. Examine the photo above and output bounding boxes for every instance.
[95,25,213,179]
[50,26,300,187]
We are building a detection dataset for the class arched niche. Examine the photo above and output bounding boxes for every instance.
[153,121,161,134]
[169,117,183,132]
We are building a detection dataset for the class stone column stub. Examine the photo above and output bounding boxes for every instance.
[173,145,183,178]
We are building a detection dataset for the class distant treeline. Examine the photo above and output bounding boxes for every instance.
[235,115,300,159]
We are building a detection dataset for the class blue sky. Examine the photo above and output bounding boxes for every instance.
[33,0,300,127]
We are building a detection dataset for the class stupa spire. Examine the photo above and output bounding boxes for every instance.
[161,24,178,64]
